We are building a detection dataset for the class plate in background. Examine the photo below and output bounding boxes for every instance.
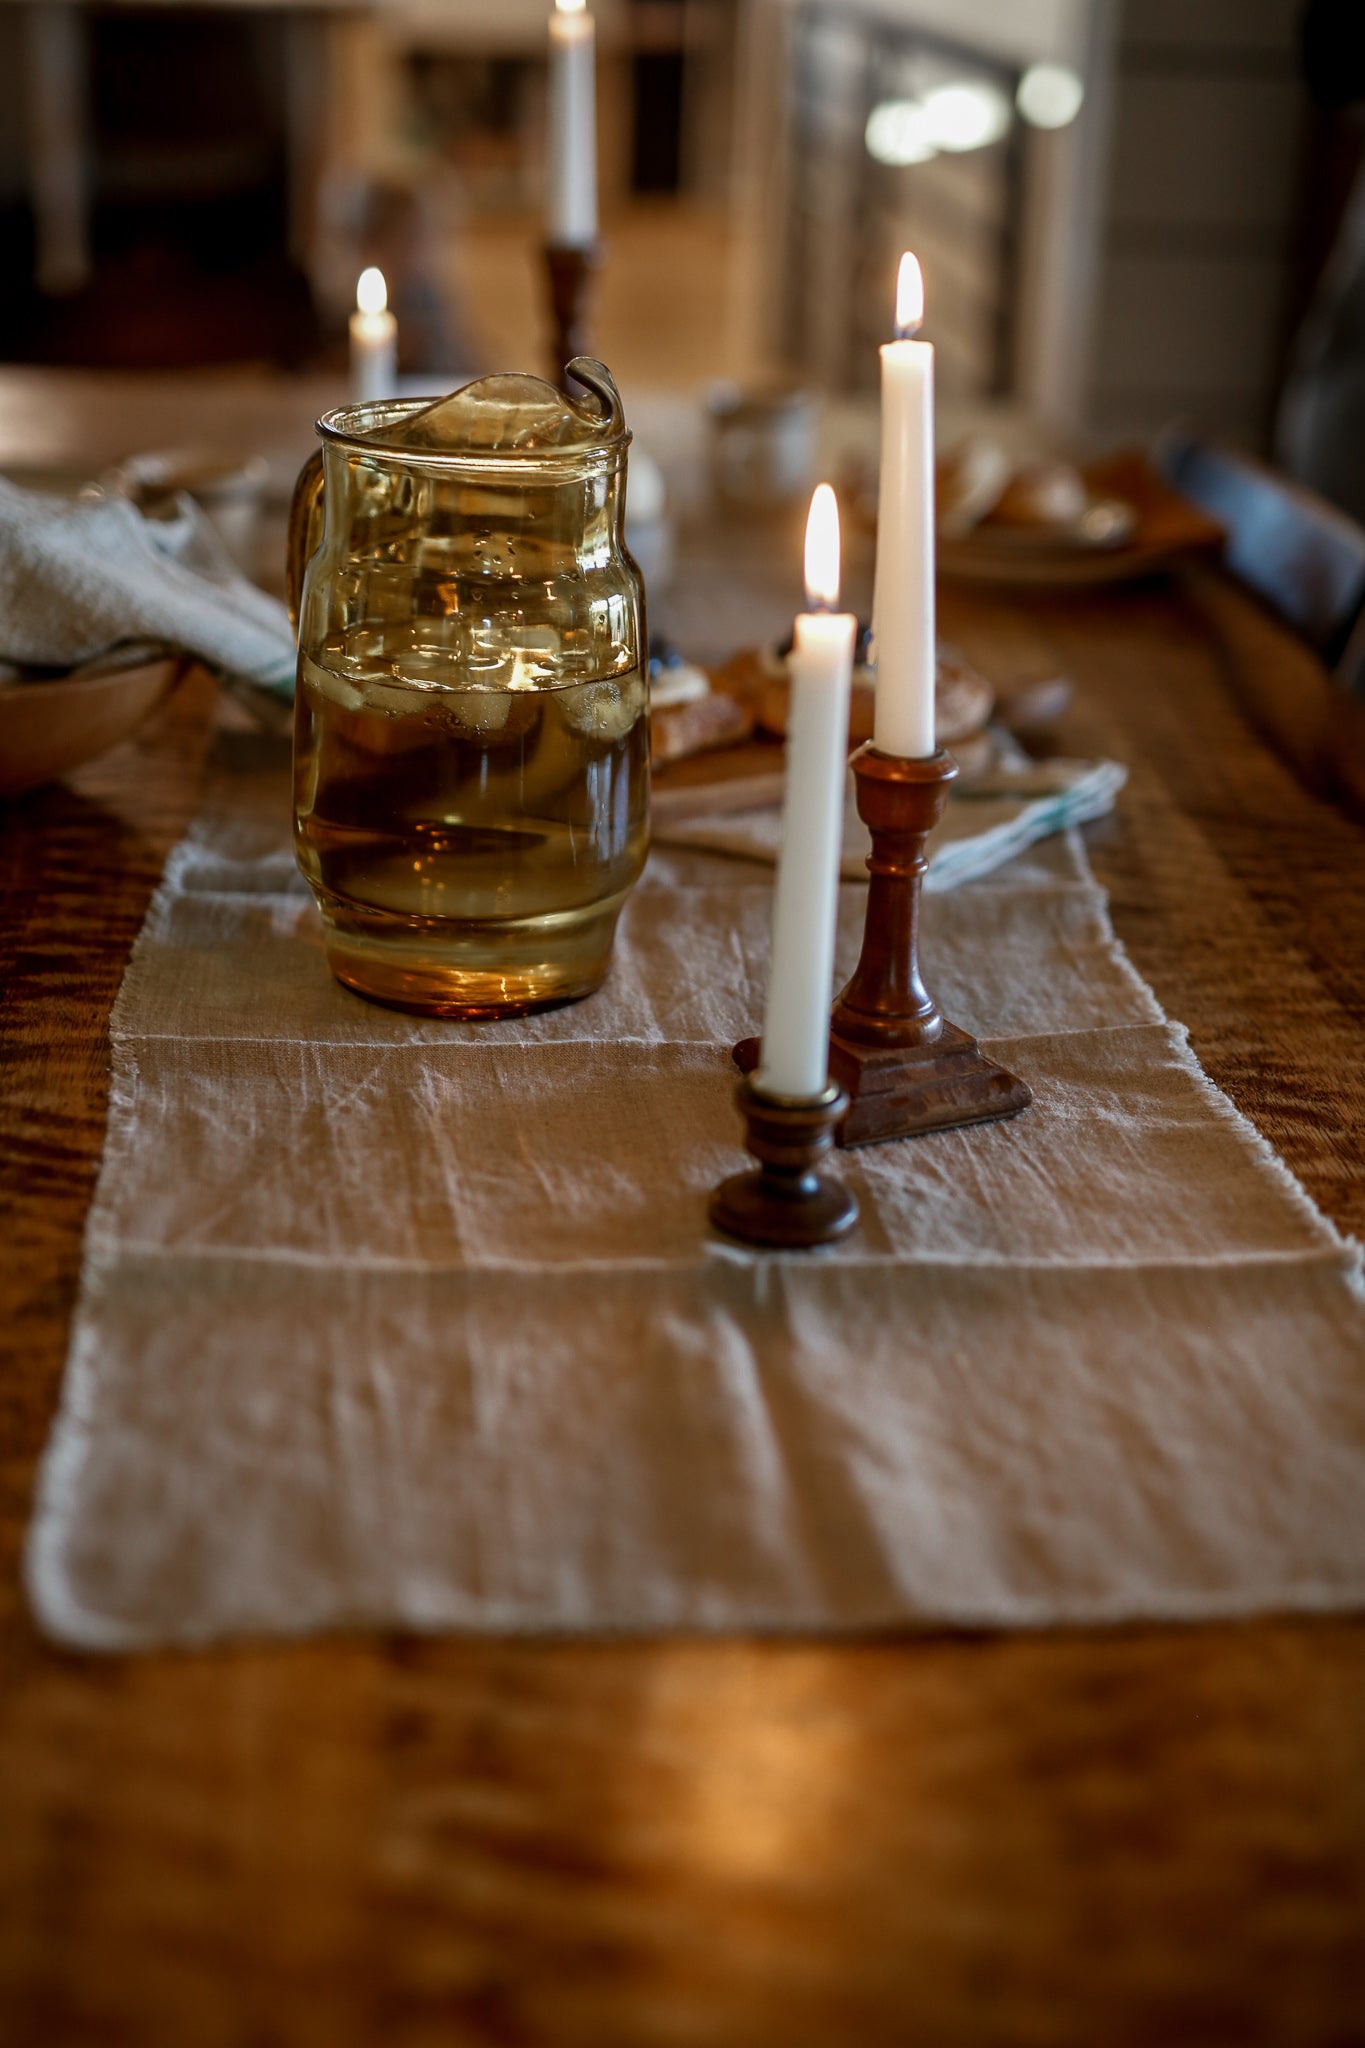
[937,451,1227,587]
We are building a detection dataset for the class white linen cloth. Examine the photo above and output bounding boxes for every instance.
[0,478,296,691]
[25,733,1365,1648]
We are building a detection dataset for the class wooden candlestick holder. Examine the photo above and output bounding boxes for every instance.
[733,746,1032,1146]
[829,743,1031,1144]
[543,242,600,386]
[709,1077,860,1249]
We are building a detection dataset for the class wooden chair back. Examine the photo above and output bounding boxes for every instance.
[1154,428,1365,811]
[1155,428,1365,681]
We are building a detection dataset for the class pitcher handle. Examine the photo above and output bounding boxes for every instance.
[286,447,325,631]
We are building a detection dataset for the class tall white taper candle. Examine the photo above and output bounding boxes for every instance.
[872,252,936,758]
[547,0,598,248]
[350,266,397,404]
[757,485,857,1100]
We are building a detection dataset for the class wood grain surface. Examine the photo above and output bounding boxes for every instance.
[3,458,1365,2044]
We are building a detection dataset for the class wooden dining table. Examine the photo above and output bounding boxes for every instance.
[2,368,1364,2046]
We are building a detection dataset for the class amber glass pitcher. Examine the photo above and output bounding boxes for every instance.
[288,358,649,1017]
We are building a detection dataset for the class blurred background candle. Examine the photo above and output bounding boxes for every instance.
[873,252,935,759]
[757,484,856,1100]
[547,0,598,249]
[350,266,397,403]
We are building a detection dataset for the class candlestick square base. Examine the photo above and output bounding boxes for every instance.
[731,1033,1030,1147]
[829,1024,1031,1145]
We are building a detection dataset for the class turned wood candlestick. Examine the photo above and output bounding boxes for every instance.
[543,242,600,386]
[828,744,1031,1144]
[734,746,1031,1146]
[709,1078,859,1249]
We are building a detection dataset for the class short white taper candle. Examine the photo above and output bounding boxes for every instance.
[757,484,857,1100]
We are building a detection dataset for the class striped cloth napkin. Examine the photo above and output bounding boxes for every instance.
[657,752,1128,891]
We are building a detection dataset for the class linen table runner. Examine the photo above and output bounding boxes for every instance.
[27,732,1365,1647]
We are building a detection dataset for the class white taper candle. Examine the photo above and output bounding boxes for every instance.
[757,485,856,1100]
[872,252,936,758]
[547,0,598,249]
[349,267,397,404]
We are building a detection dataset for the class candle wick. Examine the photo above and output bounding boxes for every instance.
[894,322,922,342]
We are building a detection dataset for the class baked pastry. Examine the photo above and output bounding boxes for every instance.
[937,438,1012,538]
[651,690,754,764]
[726,635,994,748]
[649,657,710,709]
[985,462,1089,531]
[934,643,996,743]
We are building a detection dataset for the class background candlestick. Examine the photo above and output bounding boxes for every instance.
[547,0,598,250]
[349,266,397,404]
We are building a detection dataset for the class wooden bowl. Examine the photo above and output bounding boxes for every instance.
[0,656,182,799]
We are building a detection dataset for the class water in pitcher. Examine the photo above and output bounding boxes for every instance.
[294,646,650,1017]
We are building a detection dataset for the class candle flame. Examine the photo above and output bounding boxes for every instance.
[555,0,586,13]
[356,266,388,316]
[803,484,841,611]
[895,251,924,337]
